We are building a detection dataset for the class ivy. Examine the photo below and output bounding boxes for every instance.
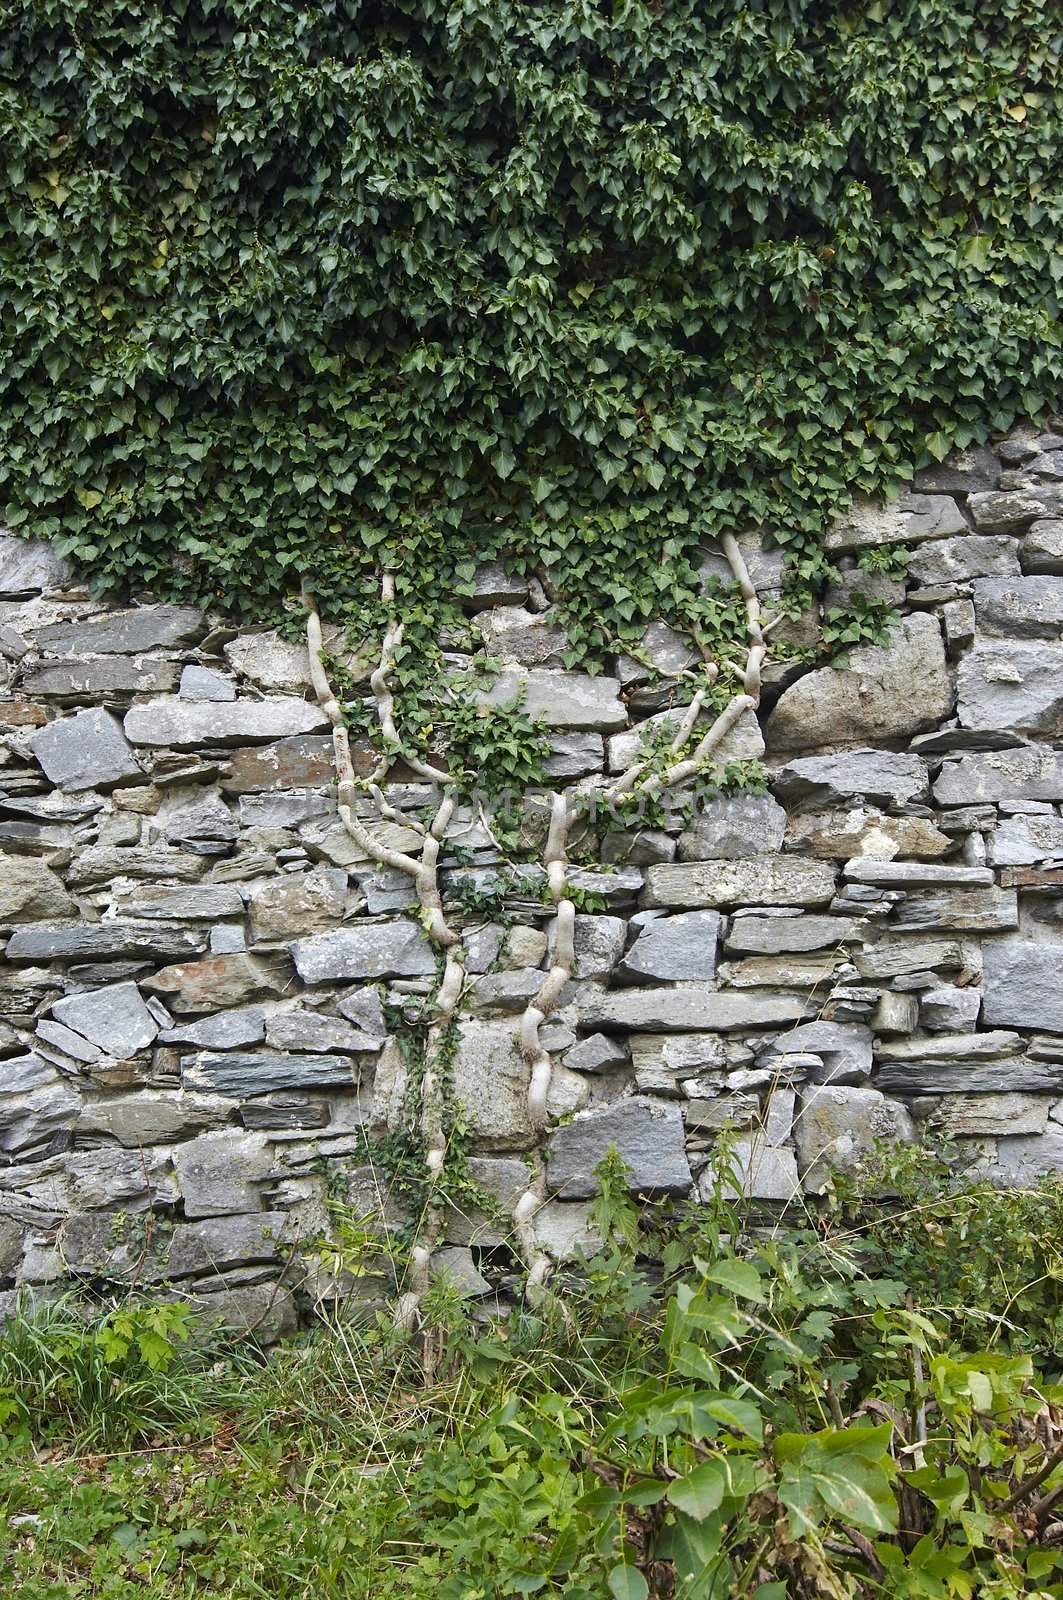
[1,0,1061,654]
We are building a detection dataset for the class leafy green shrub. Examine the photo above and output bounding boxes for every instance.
[2,1,1061,658]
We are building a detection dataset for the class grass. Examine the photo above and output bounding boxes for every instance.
[1,1147,1062,1598]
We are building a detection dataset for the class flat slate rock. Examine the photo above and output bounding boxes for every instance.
[933,746,1063,805]
[724,914,867,955]
[824,493,968,552]
[773,749,929,809]
[6,921,207,963]
[0,854,75,923]
[890,886,1018,933]
[159,1006,266,1049]
[292,922,436,983]
[907,535,1019,586]
[22,659,179,698]
[618,910,721,982]
[112,885,245,921]
[32,606,204,655]
[125,696,329,749]
[0,534,71,594]
[546,1096,692,1198]
[31,708,143,792]
[477,669,627,731]
[51,982,159,1058]
[143,954,291,1013]
[987,814,1063,866]
[642,858,836,910]
[875,1060,1063,1095]
[221,735,342,793]
[583,984,807,1033]
[983,939,1063,1034]
[182,1049,360,1097]
[972,575,1063,639]
[766,614,953,751]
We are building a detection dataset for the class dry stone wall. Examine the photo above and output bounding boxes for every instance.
[0,424,1062,1337]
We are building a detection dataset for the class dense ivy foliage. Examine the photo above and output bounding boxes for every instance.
[2,0,1061,654]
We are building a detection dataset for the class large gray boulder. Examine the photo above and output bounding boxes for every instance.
[983,939,1063,1034]
[546,1097,692,1197]
[766,614,952,751]
[125,696,329,748]
[31,708,143,792]
[956,642,1063,736]
[172,1130,272,1218]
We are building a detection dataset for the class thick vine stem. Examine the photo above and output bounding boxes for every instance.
[720,531,766,701]
[304,587,463,1338]
[512,790,575,1297]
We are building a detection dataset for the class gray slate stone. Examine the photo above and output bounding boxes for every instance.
[172,1130,272,1218]
[991,1132,1063,1182]
[0,854,75,923]
[125,697,329,749]
[919,986,982,1032]
[786,808,950,862]
[450,1021,532,1149]
[248,867,347,942]
[629,1033,727,1093]
[0,534,71,594]
[292,922,435,983]
[773,749,929,809]
[934,1095,1051,1137]
[238,791,332,829]
[111,885,245,921]
[542,734,605,779]
[796,1086,914,1193]
[760,1022,872,1085]
[843,862,993,888]
[875,1030,1021,1064]
[335,988,388,1042]
[934,746,1063,806]
[553,915,626,981]
[222,631,317,692]
[182,1050,360,1098]
[546,1097,692,1197]
[677,794,786,860]
[265,1010,380,1054]
[583,985,807,1033]
[855,939,966,980]
[566,868,644,909]
[0,1053,80,1156]
[958,641,1063,736]
[66,846,206,887]
[6,922,206,963]
[715,1137,801,1203]
[618,911,721,982]
[968,490,1045,531]
[466,562,527,610]
[75,1091,231,1147]
[477,669,627,731]
[563,1033,630,1074]
[1024,519,1063,575]
[52,983,159,1058]
[22,659,179,698]
[876,1060,1063,1094]
[179,665,236,701]
[159,1007,266,1049]
[824,494,967,553]
[33,606,204,655]
[983,939,1063,1034]
[766,614,952,751]
[724,914,867,955]
[468,969,544,1014]
[973,575,1063,638]
[890,886,1017,933]
[987,815,1063,866]
[31,709,143,792]
[907,536,1019,586]
[643,858,836,910]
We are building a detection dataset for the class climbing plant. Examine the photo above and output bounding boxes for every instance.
[1,0,1061,661]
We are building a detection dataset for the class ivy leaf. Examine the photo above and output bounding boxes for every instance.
[607,1565,648,1600]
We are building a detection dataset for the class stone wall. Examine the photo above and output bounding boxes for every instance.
[0,424,1061,1337]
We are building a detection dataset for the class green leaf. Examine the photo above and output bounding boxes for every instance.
[667,1461,726,1521]
[607,1565,648,1600]
[700,1259,765,1303]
